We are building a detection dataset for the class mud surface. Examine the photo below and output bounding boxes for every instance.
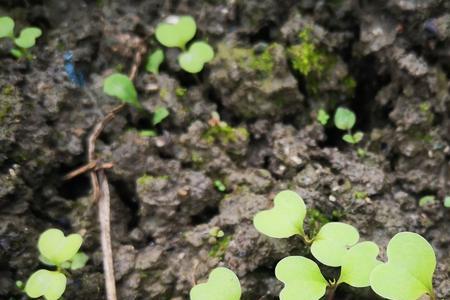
[0,0,449,299]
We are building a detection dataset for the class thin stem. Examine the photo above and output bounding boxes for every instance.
[326,284,337,300]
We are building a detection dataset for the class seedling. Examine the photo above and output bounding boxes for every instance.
[370,232,436,300]
[190,267,241,300]
[155,16,214,74]
[145,49,164,75]
[152,106,169,126]
[22,228,87,300]
[103,73,140,108]
[214,179,227,192]
[444,196,450,208]
[0,16,42,59]
[317,109,330,125]
[252,190,437,299]
[419,195,436,207]
[333,107,363,144]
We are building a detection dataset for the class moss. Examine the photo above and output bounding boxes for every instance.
[419,102,431,112]
[175,87,187,97]
[2,84,15,96]
[0,98,13,123]
[137,174,169,185]
[159,88,169,100]
[203,122,249,146]
[342,76,357,93]
[208,235,231,258]
[287,29,325,76]
[248,45,274,76]
[306,208,330,236]
[354,191,368,200]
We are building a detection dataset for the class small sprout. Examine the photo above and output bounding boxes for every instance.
[317,109,329,125]
[214,180,226,192]
[253,190,306,238]
[310,222,359,267]
[342,131,363,144]
[370,232,436,300]
[15,280,23,289]
[155,16,196,50]
[190,267,241,300]
[179,41,214,73]
[354,191,368,200]
[0,16,15,38]
[70,252,89,270]
[419,195,435,207]
[175,86,187,97]
[337,241,381,287]
[209,226,224,238]
[14,27,42,49]
[357,148,367,157]
[145,49,164,75]
[103,73,140,108]
[275,256,328,300]
[38,228,83,266]
[444,196,450,208]
[25,270,67,300]
[334,107,355,131]
[152,106,169,126]
[139,130,157,137]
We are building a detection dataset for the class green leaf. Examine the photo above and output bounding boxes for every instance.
[334,107,356,130]
[317,109,329,125]
[190,267,241,300]
[370,232,436,300]
[0,16,15,38]
[70,252,89,270]
[155,16,196,49]
[275,256,328,300]
[103,73,139,108]
[444,196,450,208]
[352,131,363,143]
[146,49,164,75]
[139,130,157,137]
[419,195,435,207]
[38,254,56,266]
[179,41,214,73]
[338,241,381,287]
[14,27,42,48]
[253,190,306,238]
[342,134,356,144]
[25,270,66,300]
[310,222,359,267]
[152,106,169,125]
[38,228,83,266]
[10,48,23,58]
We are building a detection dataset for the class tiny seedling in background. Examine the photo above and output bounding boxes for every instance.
[155,16,214,74]
[334,107,363,144]
[0,16,42,59]
[444,196,450,208]
[103,73,140,108]
[23,228,87,300]
[152,106,169,126]
[317,108,329,125]
[190,267,241,300]
[419,195,436,207]
[145,49,164,75]
[370,232,436,300]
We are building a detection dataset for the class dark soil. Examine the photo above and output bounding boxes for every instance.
[0,0,449,299]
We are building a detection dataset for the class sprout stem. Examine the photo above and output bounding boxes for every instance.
[326,283,337,300]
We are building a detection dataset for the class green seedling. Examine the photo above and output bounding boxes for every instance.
[419,195,435,207]
[139,130,157,137]
[334,107,363,145]
[155,16,196,50]
[444,196,450,208]
[178,41,214,73]
[146,49,164,75]
[190,267,241,300]
[317,109,330,125]
[0,16,42,59]
[370,232,436,300]
[155,16,214,74]
[209,226,225,238]
[103,73,140,108]
[214,180,226,192]
[152,106,169,126]
[23,228,87,300]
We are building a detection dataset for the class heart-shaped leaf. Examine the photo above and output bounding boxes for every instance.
[0,16,15,38]
[155,16,196,49]
[370,232,436,300]
[14,27,42,49]
[190,267,241,300]
[334,107,356,131]
[103,73,140,108]
[275,256,328,300]
[25,269,67,300]
[70,252,89,270]
[338,241,381,287]
[38,228,83,265]
[311,222,359,267]
[253,190,306,238]
[179,41,214,73]
[146,49,164,75]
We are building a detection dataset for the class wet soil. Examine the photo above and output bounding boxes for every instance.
[0,0,449,299]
